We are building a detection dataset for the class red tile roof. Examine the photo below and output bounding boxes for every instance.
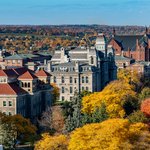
[18,70,37,80]
[35,70,51,77]
[0,83,27,95]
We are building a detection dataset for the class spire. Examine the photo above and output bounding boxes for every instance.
[145,26,148,35]
[112,27,116,37]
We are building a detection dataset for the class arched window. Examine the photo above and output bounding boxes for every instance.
[28,82,30,87]
[61,76,65,83]
[22,82,24,87]
[25,83,27,88]
[91,56,94,64]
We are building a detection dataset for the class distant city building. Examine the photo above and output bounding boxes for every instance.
[0,67,52,120]
[127,61,150,78]
[46,33,117,101]
[109,28,150,62]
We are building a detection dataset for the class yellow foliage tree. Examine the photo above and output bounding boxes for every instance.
[117,69,140,88]
[68,119,149,150]
[35,134,68,150]
[82,80,136,118]
[51,83,60,104]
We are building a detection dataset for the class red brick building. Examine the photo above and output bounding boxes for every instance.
[109,28,150,61]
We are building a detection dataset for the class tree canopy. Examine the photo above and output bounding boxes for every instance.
[82,80,137,118]
[68,119,150,150]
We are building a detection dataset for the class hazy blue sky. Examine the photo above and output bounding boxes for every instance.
[0,0,149,25]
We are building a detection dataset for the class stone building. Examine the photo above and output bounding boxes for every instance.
[46,33,117,101]
[0,67,52,120]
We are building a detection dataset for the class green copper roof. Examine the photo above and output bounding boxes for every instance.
[5,54,24,60]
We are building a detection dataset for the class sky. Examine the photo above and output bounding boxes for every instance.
[0,0,149,25]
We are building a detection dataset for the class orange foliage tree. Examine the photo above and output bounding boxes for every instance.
[141,98,150,117]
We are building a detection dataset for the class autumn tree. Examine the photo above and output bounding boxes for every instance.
[35,133,68,150]
[117,69,141,91]
[51,83,60,104]
[39,106,65,135]
[64,92,108,132]
[127,110,149,123]
[82,80,138,118]
[139,87,150,101]
[141,98,150,117]
[68,119,150,150]
[0,121,16,149]
[0,113,37,144]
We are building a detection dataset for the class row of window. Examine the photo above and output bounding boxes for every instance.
[62,86,73,94]
[61,86,89,94]
[7,60,21,64]
[62,96,73,101]
[0,78,6,83]
[21,82,30,88]
[3,101,12,107]
[53,76,89,84]
[3,111,12,116]
[82,87,89,91]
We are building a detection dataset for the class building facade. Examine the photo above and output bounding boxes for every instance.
[0,68,52,120]
[108,28,150,62]
[46,33,117,101]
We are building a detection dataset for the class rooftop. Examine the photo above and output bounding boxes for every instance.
[18,70,37,80]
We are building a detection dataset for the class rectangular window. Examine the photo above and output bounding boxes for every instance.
[86,87,89,91]
[12,60,15,64]
[62,96,64,101]
[82,77,84,83]
[70,87,73,94]
[9,101,12,106]
[61,76,65,83]
[82,87,84,91]
[70,77,73,83]
[74,78,77,83]
[86,77,89,83]
[62,87,65,93]
[3,101,6,107]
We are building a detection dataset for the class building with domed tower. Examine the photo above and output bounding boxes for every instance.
[46,33,117,101]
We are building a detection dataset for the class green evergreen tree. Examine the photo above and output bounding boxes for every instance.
[65,92,108,133]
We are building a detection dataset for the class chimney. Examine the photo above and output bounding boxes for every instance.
[128,48,130,57]
[75,61,79,72]
[47,61,52,72]
[44,59,47,65]
[136,38,139,50]
[60,47,65,63]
